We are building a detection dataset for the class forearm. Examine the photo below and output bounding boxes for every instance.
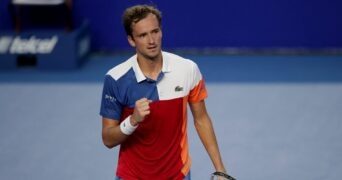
[102,117,135,148]
[195,116,226,172]
[102,125,128,148]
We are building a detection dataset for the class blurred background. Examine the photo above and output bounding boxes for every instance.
[1,0,341,52]
[1,0,342,180]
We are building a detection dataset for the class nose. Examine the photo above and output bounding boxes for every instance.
[147,34,155,44]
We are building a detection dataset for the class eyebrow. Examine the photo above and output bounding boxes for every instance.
[136,27,160,37]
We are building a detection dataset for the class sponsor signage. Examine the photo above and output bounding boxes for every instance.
[0,36,58,54]
[0,23,90,69]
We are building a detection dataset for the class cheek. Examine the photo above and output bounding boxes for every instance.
[135,41,145,48]
[157,34,162,42]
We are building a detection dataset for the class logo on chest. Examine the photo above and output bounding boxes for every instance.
[174,86,183,92]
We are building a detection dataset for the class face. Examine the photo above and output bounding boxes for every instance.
[128,13,162,61]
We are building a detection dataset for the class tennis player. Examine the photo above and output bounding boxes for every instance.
[100,4,234,180]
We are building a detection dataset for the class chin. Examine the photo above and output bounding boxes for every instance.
[147,51,161,59]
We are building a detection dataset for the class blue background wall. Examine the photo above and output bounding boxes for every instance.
[1,0,341,51]
[1,2,342,180]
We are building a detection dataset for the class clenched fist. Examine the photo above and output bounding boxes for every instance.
[131,98,152,126]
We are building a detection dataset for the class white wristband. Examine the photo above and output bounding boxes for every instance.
[120,115,138,135]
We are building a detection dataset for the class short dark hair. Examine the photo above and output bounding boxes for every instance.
[122,5,162,37]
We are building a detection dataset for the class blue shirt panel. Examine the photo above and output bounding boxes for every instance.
[100,68,164,120]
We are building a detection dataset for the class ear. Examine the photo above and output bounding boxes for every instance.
[127,35,136,47]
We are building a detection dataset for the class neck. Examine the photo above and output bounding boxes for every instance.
[137,54,163,80]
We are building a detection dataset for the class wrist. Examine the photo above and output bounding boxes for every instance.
[120,115,139,135]
[215,165,226,174]
[211,172,236,180]
[130,116,139,126]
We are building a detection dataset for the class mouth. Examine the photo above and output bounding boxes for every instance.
[147,45,158,50]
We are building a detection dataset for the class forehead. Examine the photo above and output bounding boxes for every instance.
[131,13,160,34]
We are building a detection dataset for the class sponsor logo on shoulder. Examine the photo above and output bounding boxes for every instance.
[105,94,116,102]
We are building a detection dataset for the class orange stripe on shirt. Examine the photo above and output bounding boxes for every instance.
[189,79,208,103]
[180,97,191,176]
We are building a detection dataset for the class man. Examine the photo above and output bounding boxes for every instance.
[100,4,234,180]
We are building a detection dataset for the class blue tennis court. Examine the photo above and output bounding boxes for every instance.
[1,54,342,180]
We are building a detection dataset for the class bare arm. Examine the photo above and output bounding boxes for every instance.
[102,117,128,148]
[189,100,227,173]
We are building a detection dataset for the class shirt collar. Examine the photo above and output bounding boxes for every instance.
[132,51,171,83]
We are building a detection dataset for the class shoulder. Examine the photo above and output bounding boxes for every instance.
[162,51,198,69]
[106,55,136,80]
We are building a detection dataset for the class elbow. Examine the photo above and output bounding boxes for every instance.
[101,126,123,149]
[102,138,117,149]
[104,143,115,149]
[194,116,212,130]
[194,118,205,128]
[103,141,117,149]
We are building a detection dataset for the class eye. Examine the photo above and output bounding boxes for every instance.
[138,33,147,38]
[152,29,160,34]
